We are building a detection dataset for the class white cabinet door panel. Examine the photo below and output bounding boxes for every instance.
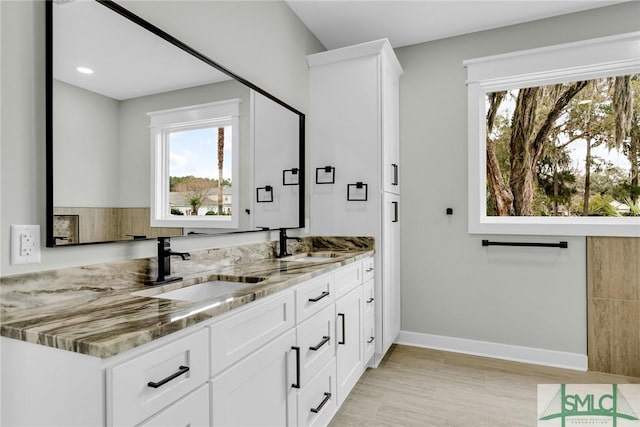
[382,192,401,355]
[211,329,297,427]
[335,286,364,407]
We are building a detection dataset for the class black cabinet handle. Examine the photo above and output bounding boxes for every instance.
[147,365,189,389]
[367,336,375,344]
[392,164,398,186]
[338,313,346,345]
[308,291,330,303]
[365,267,374,273]
[310,392,332,414]
[309,336,330,351]
[392,201,399,223]
[366,297,374,303]
[291,346,301,389]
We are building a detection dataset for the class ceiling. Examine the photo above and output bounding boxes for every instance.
[54,1,229,100]
[285,0,633,50]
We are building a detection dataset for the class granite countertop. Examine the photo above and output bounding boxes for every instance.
[0,247,373,359]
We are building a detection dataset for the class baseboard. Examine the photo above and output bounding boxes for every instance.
[396,330,587,371]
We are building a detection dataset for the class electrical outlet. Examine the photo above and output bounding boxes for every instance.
[10,225,41,265]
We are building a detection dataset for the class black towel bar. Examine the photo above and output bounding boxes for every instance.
[482,240,568,249]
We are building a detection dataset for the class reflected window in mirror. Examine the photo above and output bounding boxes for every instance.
[149,99,240,228]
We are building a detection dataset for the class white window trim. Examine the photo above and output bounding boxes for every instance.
[148,99,240,228]
[465,32,640,237]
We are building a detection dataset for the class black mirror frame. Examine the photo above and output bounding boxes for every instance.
[45,0,305,247]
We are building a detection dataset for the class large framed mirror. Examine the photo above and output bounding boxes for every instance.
[45,0,304,247]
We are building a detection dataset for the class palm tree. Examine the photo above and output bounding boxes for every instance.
[217,127,224,214]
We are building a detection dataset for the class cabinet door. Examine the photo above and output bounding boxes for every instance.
[309,55,381,237]
[138,384,209,427]
[382,62,400,195]
[382,192,401,355]
[335,286,364,407]
[211,329,296,427]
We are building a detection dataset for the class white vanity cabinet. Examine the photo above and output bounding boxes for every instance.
[1,256,374,427]
[308,39,403,365]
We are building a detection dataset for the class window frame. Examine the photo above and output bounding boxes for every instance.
[465,32,640,237]
[148,99,240,228]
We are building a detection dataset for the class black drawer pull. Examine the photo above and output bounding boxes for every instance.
[291,346,301,389]
[308,291,330,303]
[147,365,189,389]
[310,392,332,414]
[309,336,330,351]
[365,267,374,272]
[366,297,374,303]
[367,336,375,344]
[392,201,399,223]
[338,313,346,345]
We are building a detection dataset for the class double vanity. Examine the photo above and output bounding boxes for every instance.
[2,2,403,426]
[1,237,375,426]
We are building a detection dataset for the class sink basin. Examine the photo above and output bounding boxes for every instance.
[152,280,260,302]
[133,276,266,303]
[285,253,338,263]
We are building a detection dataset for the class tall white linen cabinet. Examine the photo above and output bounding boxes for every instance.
[307,39,403,365]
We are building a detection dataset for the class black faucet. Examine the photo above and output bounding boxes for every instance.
[278,228,301,258]
[149,237,191,285]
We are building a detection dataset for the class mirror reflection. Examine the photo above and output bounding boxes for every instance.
[48,0,303,246]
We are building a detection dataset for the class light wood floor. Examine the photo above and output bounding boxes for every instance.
[330,344,640,427]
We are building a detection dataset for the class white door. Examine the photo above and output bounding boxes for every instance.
[382,192,401,354]
[382,63,400,195]
[335,286,364,407]
[211,329,297,427]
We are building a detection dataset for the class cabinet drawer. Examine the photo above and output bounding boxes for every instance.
[364,317,375,364]
[363,279,375,321]
[334,262,362,299]
[296,304,335,386]
[138,384,209,427]
[362,257,375,283]
[296,273,335,322]
[210,290,295,376]
[108,329,209,427]
[297,358,337,427]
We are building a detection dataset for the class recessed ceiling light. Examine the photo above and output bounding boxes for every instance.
[76,67,94,74]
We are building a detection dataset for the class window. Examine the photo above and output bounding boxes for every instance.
[465,32,640,236]
[149,99,240,228]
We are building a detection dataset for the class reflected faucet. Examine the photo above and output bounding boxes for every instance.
[149,237,191,285]
[278,228,301,258]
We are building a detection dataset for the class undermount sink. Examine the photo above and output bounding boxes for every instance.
[134,276,266,303]
[285,253,339,263]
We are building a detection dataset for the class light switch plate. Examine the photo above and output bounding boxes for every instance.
[10,225,41,265]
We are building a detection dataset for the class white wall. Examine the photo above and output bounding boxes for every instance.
[396,2,640,356]
[54,80,120,207]
[0,0,323,276]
